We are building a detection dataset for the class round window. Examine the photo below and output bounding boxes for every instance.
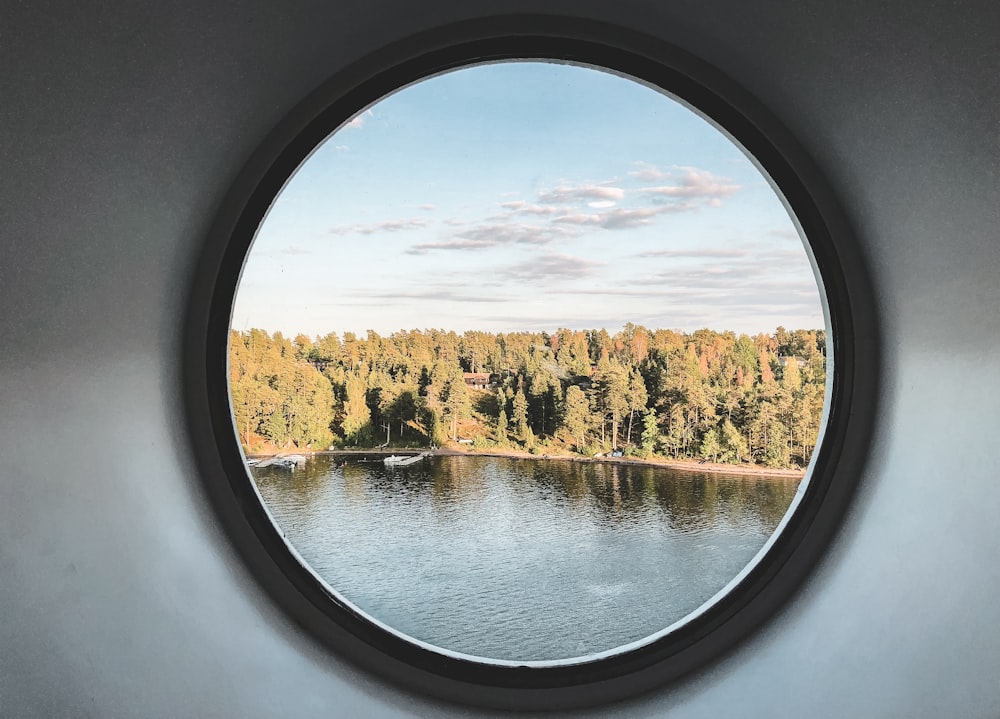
[200,26,868,709]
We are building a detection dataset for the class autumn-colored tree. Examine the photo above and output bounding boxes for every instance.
[228,324,825,468]
[341,371,371,445]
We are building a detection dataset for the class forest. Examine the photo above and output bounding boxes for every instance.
[229,324,826,469]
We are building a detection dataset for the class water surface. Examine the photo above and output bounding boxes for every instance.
[252,454,798,662]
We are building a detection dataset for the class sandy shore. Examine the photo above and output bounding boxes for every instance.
[431,446,804,478]
[259,445,806,479]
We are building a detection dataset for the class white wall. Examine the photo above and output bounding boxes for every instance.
[2,2,998,717]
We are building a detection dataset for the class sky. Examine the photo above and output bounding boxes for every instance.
[232,61,825,338]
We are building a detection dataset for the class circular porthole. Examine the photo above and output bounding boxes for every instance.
[194,18,874,711]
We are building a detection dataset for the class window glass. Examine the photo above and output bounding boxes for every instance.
[229,61,828,664]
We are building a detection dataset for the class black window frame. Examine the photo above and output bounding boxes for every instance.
[186,15,878,711]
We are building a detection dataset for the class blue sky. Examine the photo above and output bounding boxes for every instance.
[232,61,824,338]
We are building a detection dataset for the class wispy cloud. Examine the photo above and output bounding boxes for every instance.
[358,289,508,303]
[554,207,664,230]
[630,264,818,293]
[280,245,312,256]
[500,200,569,217]
[497,253,602,282]
[635,247,749,259]
[329,218,430,235]
[537,184,626,204]
[405,239,496,254]
[343,108,373,130]
[638,166,741,202]
[456,223,576,245]
[334,144,350,152]
[418,204,438,211]
[407,222,576,254]
[629,162,666,182]
[563,278,818,295]
[635,246,805,262]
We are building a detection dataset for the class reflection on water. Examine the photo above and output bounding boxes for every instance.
[252,454,798,662]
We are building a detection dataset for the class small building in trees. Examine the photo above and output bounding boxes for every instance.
[463,372,492,389]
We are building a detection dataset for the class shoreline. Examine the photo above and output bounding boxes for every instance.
[251,446,805,479]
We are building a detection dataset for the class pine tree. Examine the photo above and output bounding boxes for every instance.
[511,386,529,441]
[640,411,659,454]
[700,426,722,462]
[341,371,371,445]
[496,408,509,446]
[562,385,590,449]
[440,372,471,441]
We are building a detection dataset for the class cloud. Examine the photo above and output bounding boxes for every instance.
[633,246,806,263]
[280,245,312,256]
[497,253,602,282]
[537,184,626,204]
[588,200,616,209]
[556,279,817,298]
[333,144,350,152]
[635,248,750,259]
[478,314,630,332]
[418,204,437,211]
[329,218,430,235]
[638,166,741,201]
[405,239,497,254]
[629,264,818,293]
[629,163,666,182]
[343,108,373,130]
[554,207,664,230]
[493,202,573,219]
[457,222,575,245]
[359,289,507,303]
[407,222,578,254]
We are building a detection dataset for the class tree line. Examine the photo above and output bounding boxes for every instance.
[229,324,826,468]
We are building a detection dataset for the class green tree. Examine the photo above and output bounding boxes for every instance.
[440,372,471,441]
[594,357,630,448]
[625,367,649,446]
[511,386,529,441]
[720,418,749,463]
[496,408,509,446]
[640,410,659,454]
[341,371,371,444]
[562,385,591,449]
[700,426,722,462]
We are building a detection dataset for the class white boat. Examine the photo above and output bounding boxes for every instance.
[256,454,307,470]
[383,452,429,467]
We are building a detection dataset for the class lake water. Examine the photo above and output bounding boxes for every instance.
[251,454,799,662]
